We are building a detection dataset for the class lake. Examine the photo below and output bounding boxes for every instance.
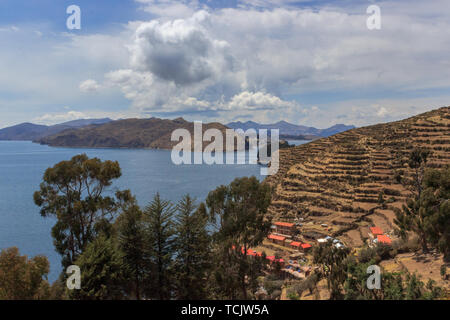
[0,140,308,282]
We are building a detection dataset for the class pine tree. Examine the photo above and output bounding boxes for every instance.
[117,202,148,300]
[173,195,211,299]
[143,193,176,300]
[71,235,124,300]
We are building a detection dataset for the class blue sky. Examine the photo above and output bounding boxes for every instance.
[1,0,450,128]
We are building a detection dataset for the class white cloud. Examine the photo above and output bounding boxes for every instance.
[96,3,450,124]
[0,25,19,32]
[34,111,87,124]
[129,11,233,85]
[376,106,388,117]
[79,79,101,92]
[136,0,200,19]
[3,0,450,129]
[226,91,298,111]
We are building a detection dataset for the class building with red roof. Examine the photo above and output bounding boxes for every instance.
[273,221,295,236]
[377,234,392,245]
[369,227,383,238]
[300,243,312,252]
[290,241,301,248]
[268,234,286,245]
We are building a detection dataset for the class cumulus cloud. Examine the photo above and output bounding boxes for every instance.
[130,11,233,85]
[79,79,101,92]
[72,0,450,127]
[226,91,298,111]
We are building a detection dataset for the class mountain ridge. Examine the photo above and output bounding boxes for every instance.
[0,118,112,141]
[226,120,355,138]
[36,117,236,150]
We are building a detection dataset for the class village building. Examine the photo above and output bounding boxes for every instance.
[268,234,286,245]
[300,243,312,252]
[369,226,383,239]
[376,234,392,245]
[273,221,295,236]
[290,241,301,250]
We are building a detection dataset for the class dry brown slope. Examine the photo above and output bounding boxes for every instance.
[265,106,450,245]
[37,117,233,150]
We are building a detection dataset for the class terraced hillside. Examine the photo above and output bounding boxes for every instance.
[265,106,450,247]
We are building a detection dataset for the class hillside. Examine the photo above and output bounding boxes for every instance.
[265,106,450,246]
[227,120,355,138]
[37,117,234,150]
[0,118,112,141]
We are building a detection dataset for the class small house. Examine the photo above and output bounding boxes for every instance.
[376,234,392,245]
[268,234,286,245]
[369,227,383,239]
[273,221,295,236]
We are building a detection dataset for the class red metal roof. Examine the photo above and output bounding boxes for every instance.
[301,243,312,249]
[377,235,392,245]
[268,234,286,241]
[370,227,383,235]
[290,241,301,247]
[274,221,294,228]
[266,255,275,261]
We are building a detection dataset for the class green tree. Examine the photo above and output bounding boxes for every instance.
[408,148,431,197]
[421,167,450,261]
[71,235,124,300]
[394,149,432,253]
[395,166,450,258]
[116,200,149,300]
[204,176,271,299]
[0,247,50,300]
[344,244,443,300]
[173,195,211,300]
[34,154,133,268]
[313,241,350,300]
[143,193,176,300]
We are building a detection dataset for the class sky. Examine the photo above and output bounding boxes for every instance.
[1,0,450,128]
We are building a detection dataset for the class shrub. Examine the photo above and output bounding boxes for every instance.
[263,280,284,295]
[270,289,282,300]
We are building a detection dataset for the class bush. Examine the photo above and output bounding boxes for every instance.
[440,265,447,280]
[359,247,377,264]
[392,237,420,254]
[375,243,396,261]
[270,289,282,300]
[286,289,300,300]
[393,170,404,183]
[263,280,284,295]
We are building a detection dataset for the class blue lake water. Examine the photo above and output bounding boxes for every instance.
[0,141,269,282]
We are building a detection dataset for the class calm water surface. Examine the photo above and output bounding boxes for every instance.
[0,141,268,281]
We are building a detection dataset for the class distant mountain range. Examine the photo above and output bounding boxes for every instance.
[0,118,112,141]
[226,121,355,138]
[0,117,355,149]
